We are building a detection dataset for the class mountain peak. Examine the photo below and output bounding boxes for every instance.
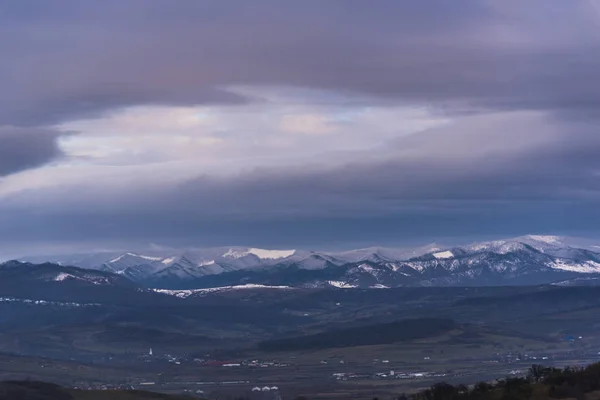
[525,235,563,244]
[107,252,163,264]
[222,248,296,260]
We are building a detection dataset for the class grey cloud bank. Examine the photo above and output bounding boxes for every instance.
[0,127,64,176]
[0,0,599,252]
[3,0,600,122]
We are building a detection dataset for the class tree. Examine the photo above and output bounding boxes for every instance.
[501,377,532,400]
[528,364,545,382]
[425,382,458,400]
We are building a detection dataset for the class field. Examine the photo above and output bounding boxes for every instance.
[4,286,600,398]
[1,324,598,399]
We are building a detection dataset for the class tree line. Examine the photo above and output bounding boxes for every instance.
[389,362,600,400]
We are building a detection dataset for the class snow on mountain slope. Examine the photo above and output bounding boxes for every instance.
[433,251,454,259]
[464,235,600,262]
[99,247,298,282]
[332,245,442,263]
[108,252,162,264]
[223,248,296,260]
[100,255,169,281]
[53,271,117,285]
[498,235,597,253]
[466,240,526,254]
[527,235,561,244]
[150,258,227,280]
[165,237,600,289]
[333,247,397,263]
[276,252,346,270]
[249,248,296,259]
[550,260,600,273]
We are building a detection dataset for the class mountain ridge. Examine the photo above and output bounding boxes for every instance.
[11,235,600,289]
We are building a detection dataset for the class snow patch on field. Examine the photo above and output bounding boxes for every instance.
[327,280,358,289]
[0,297,99,307]
[154,284,293,298]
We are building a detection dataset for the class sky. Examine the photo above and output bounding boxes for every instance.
[1,0,600,257]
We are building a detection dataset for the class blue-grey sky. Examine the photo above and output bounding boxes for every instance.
[1,0,600,256]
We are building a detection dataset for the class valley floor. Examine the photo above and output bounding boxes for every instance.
[2,330,600,399]
[4,282,600,399]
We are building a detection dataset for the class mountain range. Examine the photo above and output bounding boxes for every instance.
[9,235,600,290]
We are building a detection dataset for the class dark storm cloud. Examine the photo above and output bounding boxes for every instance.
[0,127,64,176]
[2,0,600,126]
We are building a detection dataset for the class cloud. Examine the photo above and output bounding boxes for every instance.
[46,91,446,171]
[0,127,65,176]
[1,0,600,251]
[2,0,600,126]
[0,110,598,250]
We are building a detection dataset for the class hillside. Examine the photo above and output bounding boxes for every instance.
[0,381,196,400]
[406,362,600,400]
[258,318,458,351]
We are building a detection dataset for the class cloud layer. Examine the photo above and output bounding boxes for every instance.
[0,127,64,176]
[1,0,600,255]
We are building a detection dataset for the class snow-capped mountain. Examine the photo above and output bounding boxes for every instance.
[12,235,600,289]
[103,252,163,270]
[330,244,443,264]
[18,247,309,284]
[145,236,600,289]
